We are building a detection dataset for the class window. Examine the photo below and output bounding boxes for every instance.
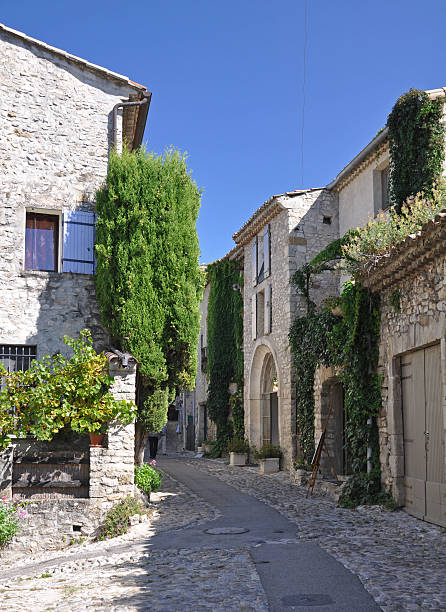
[373,165,390,215]
[251,224,271,286]
[381,167,389,210]
[256,291,265,338]
[25,212,59,271]
[0,345,36,372]
[25,210,97,274]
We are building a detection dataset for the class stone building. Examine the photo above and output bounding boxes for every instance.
[0,22,150,361]
[232,189,338,467]
[363,211,446,528]
[0,24,150,546]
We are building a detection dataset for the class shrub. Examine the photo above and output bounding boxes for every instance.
[0,504,21,547]
[227,438,249,453]
[254,444,283,460]
[338,472,398,510]
[98,496,146,540]
[134,461,162,495]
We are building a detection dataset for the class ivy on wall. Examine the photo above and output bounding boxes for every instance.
[387,88,445,213]
[289,234,382,475]
[206,259,244,454]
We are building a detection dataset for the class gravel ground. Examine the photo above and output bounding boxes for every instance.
[182,457,446,612]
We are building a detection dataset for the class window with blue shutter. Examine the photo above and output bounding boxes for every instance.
[62,211,97,274]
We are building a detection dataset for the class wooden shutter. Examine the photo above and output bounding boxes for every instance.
[252,238,258,286]
[264,284,272,334]
[62,211,96,274]
[264,224,270,278]
[252,294,257,340]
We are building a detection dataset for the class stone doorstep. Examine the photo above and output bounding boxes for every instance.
[289,470,347,502]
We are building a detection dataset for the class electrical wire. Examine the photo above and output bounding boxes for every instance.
[300,0,309,187]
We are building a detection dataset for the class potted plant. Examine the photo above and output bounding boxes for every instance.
[254,444,283,474]
[227,438,249,466]
[202,440,216,454]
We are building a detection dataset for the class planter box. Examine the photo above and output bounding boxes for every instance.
[229,452,247,466]
[258,458,280,474]
[290,468,309,486]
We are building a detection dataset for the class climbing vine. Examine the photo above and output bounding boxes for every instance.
[206,259,244,454]
[289,226,382,476]
[387,88,445,213]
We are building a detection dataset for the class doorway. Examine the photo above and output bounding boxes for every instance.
[401,344,445,527]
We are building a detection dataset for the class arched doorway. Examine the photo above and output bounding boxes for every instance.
[261,353,279,446]
[248,344,280,450]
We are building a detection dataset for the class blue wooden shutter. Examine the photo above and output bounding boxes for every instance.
[62,211,97,274]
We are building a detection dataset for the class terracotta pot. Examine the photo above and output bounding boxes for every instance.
[89,432,104,447]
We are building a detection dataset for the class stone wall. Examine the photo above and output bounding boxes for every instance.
[0,28,142,358]
[195,281,211,445]
[1,355,137,553]
[363,213,446,516]
[242,189,339,467]
[373,256,446,502]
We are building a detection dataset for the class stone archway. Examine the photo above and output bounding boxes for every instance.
[248,344,280,450]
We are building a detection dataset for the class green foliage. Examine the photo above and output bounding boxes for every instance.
[291,232,356,310]
[338,471,397,510]
[342,185,446,274]
[227,437,249,453]
[98,496,145,540]
[0,331,136,449]
[0,505,20,547]
[290,279,381,471]
[206,259,244,453]
[387,88,445,213]
[134,461,162,495]
[95,147,203,432]
[254,444,283,460]
[389,288,401,313]
[141,387,169,433]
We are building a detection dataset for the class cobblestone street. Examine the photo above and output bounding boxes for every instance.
[1,455,446,611]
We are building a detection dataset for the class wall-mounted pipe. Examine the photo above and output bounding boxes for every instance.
[112,92,151,150]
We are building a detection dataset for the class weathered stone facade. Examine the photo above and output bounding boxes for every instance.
[0,24,148,358]
[234,188,339,467]
[0,25,146,549]
[1,355,137,552]
[363,212,446,526]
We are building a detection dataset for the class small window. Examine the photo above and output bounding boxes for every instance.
[0,345,37,372]
[381,167,389,210]
[25,212,59,271]
[323,216,332,225]
[256,290,265,338]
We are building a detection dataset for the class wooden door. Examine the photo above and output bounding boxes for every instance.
[402,344,445,527]
[270,392,279,447]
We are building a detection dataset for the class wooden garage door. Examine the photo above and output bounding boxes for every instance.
[401,344,446,527]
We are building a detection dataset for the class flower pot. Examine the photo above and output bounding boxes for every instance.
[230,452,247,466]
[202,443,214,454]
[89,433,104,447]
[258,457,280,474]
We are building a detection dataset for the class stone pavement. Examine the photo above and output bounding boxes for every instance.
[1,454,446,611]
[181,457,446,612]
[0,466,267,611]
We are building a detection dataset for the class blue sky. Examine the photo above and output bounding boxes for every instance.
[2,1,446,262]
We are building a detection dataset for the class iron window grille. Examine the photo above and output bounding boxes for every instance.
[0,345,37,372]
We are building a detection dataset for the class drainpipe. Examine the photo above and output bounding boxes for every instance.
[112,93,150,150]
[367,417,373,473]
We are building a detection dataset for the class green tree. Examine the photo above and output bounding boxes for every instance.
[95,148,203,463]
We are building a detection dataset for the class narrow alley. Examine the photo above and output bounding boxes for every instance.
[2,455,446,611]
